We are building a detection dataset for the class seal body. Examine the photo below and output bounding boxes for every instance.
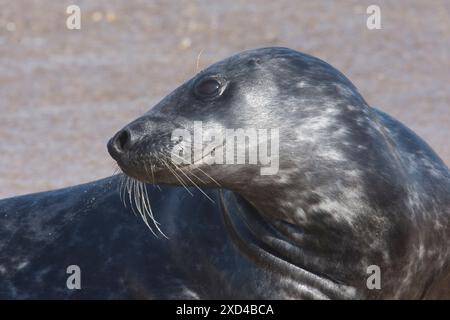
[1,47,450,299]
[0,178,283,299]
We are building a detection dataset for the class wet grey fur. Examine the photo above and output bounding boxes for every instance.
[1,48,450,299]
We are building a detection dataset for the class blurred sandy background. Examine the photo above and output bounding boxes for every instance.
[0,0,449,198]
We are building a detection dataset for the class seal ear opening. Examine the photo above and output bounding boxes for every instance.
[247,58,262,67]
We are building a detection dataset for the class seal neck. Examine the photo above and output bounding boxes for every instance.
[219,189,357,299]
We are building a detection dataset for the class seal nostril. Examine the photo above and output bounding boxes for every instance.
[116,129,131,151]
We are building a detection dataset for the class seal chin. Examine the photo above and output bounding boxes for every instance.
[115,155,183,186]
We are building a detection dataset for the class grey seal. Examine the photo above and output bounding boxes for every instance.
[1,47,449,299]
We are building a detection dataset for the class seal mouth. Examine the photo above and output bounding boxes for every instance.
[113,144,221,191]
[111,142,221,237]
[111,130,225,185]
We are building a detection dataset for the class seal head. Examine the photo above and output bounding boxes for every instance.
[108,47,450,299]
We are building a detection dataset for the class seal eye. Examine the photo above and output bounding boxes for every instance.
[194,78,222,97]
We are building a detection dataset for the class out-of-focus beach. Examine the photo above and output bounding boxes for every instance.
[0,0,449,198]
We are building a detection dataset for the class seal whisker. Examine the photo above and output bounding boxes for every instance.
[119,174,127,208]
[113,166,128,207]
[151,164,162,191]
[140,181,168,238]
[169,149,222,187]
[160,158,194,196]
[168,151,207,185]
[168,150,221,187]
[194,166,221,187]
[133,179,142,216]
[126,176,133,209]
[127,177,139,218]
[145,161,161,191]
[135,180,159,237]
[180,165,207,185]
[135,181,151,230]
[122,175,129,207]
[133,180,153,234]
[139,181,161,227]
[166,156,215,204]
[196,48,205,72]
